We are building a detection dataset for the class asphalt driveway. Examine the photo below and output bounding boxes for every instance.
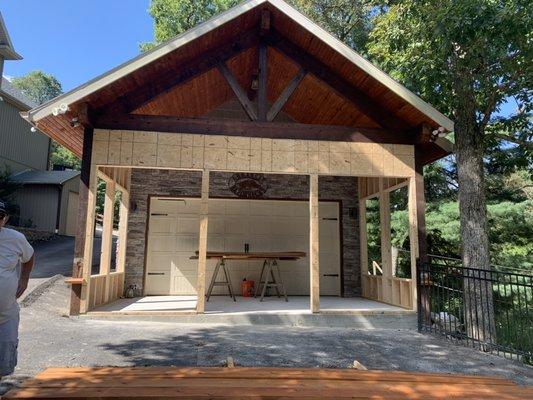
[1,279,531,395]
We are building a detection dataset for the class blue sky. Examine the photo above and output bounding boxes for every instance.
[1,0,516,117]
[2,0,153,91]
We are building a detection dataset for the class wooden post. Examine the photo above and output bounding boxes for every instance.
[257,43,268,121]
[359,197,368,297]
[413,150,429,317]
[100,179,116,303]
[408,176,419,311]
[70,127,93,315]
[309,174,320,313]
[117,193,129,273]
[79,164,98,314]
[379,179,393,304]
[196,170,210,314]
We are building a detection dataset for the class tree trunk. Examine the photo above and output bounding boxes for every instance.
[453,74,496,349]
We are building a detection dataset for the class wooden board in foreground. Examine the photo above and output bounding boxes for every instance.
[3,367,531,399]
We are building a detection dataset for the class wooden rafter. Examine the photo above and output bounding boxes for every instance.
[94,113,418,144]
[98,30,260,116]
[218,63,258,121]
[267,68,306,122]
[266,31,410,130]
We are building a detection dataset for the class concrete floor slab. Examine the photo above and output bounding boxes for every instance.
[93,295,406,314]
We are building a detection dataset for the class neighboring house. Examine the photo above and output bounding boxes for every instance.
[0,11,80,235]
[11,170,80,236]
[25,0,454,317]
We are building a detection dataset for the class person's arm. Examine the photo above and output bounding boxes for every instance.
[16,254,34,298]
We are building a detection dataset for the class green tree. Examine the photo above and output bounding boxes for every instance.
[140,0,240,51]
[11,71,62,105]
[368,0,532,273]
[11,71,81,170]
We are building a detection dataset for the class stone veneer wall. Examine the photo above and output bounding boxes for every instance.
[125,169,360,297]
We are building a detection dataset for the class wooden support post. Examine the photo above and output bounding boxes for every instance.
[408,176,419,311]
[309,174,320,313]
[79,164,98,314]
[412,149,429,316]
[379,179,393,304]
[359,195,368,297]
[117,188,130,274]
[196,170,210,314]
[70,127,94,315]
[100,179,116,303]
[258,43,268,121]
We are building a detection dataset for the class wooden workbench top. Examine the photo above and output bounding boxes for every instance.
[190,251,307,260]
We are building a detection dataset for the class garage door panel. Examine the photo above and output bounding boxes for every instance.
[226,200,249,215]
[148,235,176,252]
[151,200,179,214]
[225,219,248,234]
[209,199,226,215]
[146,274,171,294]
[146,197,340,296]
[249,201,272,216]
[207,236,225,252]
[177,199,200,214]
[149,217,175,233]
[175,235,198,251]
[208,218,225,234]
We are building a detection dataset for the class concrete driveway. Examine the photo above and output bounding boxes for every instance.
[1,279,531,395]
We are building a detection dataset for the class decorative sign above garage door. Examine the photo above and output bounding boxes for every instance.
[228,173,269,198]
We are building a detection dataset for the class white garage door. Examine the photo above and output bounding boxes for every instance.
[145,197,341,296]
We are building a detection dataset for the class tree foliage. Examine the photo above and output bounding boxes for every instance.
[11,70,81,170]
[11,70,62,105]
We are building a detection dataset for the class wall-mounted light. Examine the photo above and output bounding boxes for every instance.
[431,126,448,141]
[70,117,80,128]
[52,103,69,116]
[30,126,37,132]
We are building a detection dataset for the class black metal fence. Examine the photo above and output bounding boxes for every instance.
[417,260,532,363]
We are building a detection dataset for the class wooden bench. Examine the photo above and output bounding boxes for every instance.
[3,367,531,399]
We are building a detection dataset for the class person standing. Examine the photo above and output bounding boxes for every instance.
[0,200,34,378]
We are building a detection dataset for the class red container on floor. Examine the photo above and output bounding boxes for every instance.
[241,279,254,297]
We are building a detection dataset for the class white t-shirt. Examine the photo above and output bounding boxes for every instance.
[0,227,34,324]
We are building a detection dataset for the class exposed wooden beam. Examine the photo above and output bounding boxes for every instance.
[99,30,260,115]
[218,63,258,121]
[260,10,271,36]
[196,170,210,314]
[96,114,417,144]
[266,31,410,130]
[267,68,306,122]
[258,43,268,121]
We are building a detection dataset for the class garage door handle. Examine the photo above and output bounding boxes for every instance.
[322,218,338,221]
[151,213,168,216]
[323,274,339,277]
[147,272,166,276]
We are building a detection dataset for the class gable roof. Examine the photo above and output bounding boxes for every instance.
[12,170,80,185]
[23,0,454,161]
[0,12,22,60]
[1,77,38,110]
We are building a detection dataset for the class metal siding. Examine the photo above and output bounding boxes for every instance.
[58,176,80,234]
[0,100,49,172]
[16,185,59,232]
